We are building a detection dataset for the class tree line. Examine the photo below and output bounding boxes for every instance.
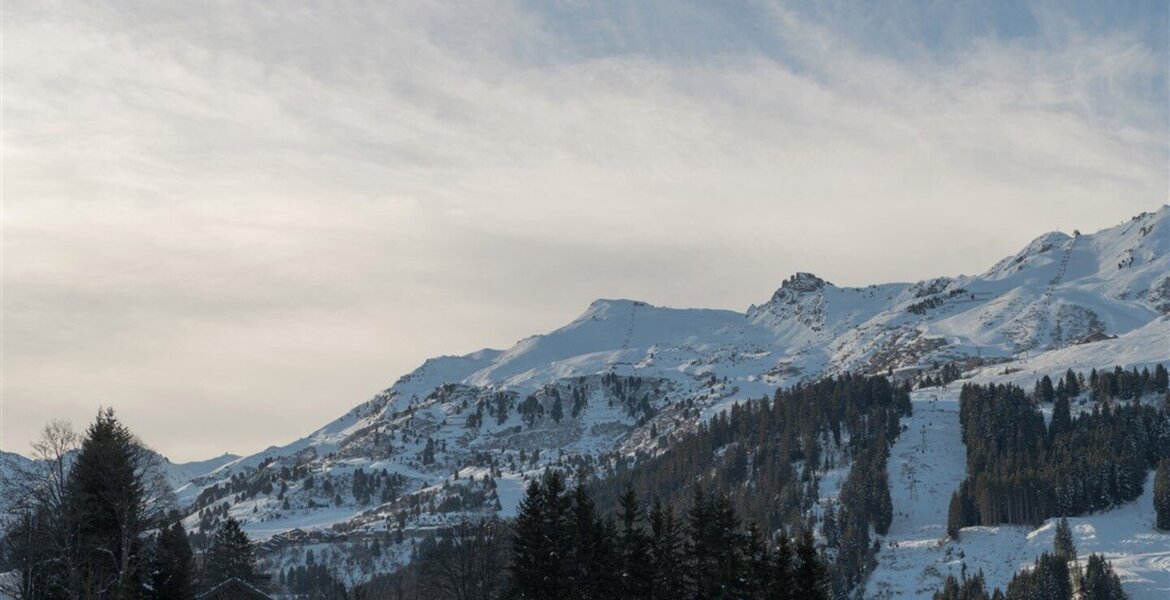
[355,470,831,600]
[947,373,1169,537]
[592,374,910,594]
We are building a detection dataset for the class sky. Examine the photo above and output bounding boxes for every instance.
[4,0,1167,462]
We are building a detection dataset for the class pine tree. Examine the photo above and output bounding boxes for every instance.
[708,493,745,598]
[1053,517,1075,562]
[617,484,652,599]
[947,491,965,540]
[793,528,827,600]
[685,485,717,599]
[648,500,685,600]
[509,479,550,600]
[932,572,991,600]
[569,479,616,599]
[1153,364,1168,394]
[1064,369,1080,397]
[151,522,195,600]
[552,396,564,424]
[422,438,436,465]
[1004,553,1069,600]
[768,531,794,600]
[203,516,256,588]
[64,408,162,599]
[1048,396,1071,444]
[744,522,771,597]
[1036,375,1055,404]
[509,472,576,600]
[1155,458,1170,531]
[874,466,894,535]
[821,503,839,549]
[1080,554,1125,600]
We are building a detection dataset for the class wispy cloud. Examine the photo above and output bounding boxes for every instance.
[5,0,1166,459]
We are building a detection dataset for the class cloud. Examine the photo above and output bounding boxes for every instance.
[4,0,1166,460]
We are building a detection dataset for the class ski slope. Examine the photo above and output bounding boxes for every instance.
[867,387,1170,599]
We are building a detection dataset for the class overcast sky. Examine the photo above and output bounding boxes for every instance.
[4,0,1167,462]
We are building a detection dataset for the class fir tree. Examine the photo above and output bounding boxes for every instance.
[821,503,839,549]
[744,523,771,597]
[1064,369,1081,397]
[793,528,827,600]
[150,522,195,600]
[1003,553,1069,600]
[932,572,991,600]
[1153,364,1169,394]
[768,531,794,600]
[617,485,652,599]
[1155,459,1170,531]
[1053,517,1076,562]
[1080,554,1126,600]
[1048,396,1072,444]
[509,472,576,599]
[648,500,685,600]
[1036,375,1056,404]
[509,479,550,600]
[203,516,256,588]
[64,408,165,599]
[685,485,717,599]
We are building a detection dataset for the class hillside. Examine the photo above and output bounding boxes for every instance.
[9,208,1168,593]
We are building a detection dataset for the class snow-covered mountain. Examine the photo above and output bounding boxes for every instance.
[8,209,1167,594]
[156,207,1167,589]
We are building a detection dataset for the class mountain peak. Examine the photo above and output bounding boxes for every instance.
[778,272,831,294]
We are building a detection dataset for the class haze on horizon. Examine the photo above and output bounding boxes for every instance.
[4,0,1167,462]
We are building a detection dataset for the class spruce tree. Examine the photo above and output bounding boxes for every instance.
[1080,554,1126,600]
[203,516,256,588]
[793,528,827,600]
[685,485,716,598]
[509,479,550,600]
[744,523,771,597]
[1048,396,1071,444]
[1036,375,1055,403]
[1064,369,1080,397]
[64,408,161,598]
[1153,364,1168,394]
[510,472,577,600]
[1053,517,1075,562]
[648,500,685,600]
[151,522,195,600]
[821,504,839,549]
[1155,458,1170,531]
[617,484,652,599]
[947,491,965,540]
[708,493,745,598]
[768,531,794,600]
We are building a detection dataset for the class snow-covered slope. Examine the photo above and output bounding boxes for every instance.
[867,387,1169,600]
[13,209,1164,589]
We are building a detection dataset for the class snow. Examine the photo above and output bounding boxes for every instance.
[7,210,1162,592]
[867,387,1170,600]
[495,475,527,518]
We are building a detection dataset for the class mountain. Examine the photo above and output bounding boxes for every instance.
[0,448,239,509]
[20,209,1170,595]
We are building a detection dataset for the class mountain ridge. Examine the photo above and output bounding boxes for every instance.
[5,208,1167,596]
